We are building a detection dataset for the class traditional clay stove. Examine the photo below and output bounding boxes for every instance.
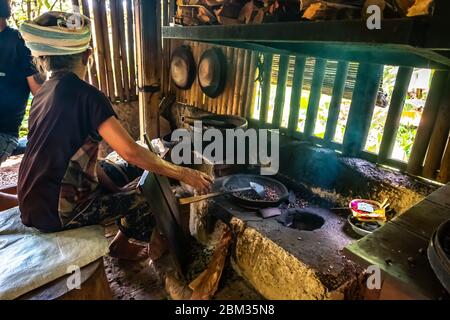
[144,103,439,300]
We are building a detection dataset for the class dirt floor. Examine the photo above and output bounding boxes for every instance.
[0,156,22,188]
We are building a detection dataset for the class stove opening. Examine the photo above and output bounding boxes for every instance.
[291,211,325,231]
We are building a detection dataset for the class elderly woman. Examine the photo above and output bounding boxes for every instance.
[16,12,212,260]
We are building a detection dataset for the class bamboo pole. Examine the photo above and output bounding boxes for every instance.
[110,0,124,101]
[99,0,115,100]
[189,43,197,107]
[238,50,251,117]
[218,46,230,115]
[196,42,205,109]
[243,51,257,119]
[191,41,200,107]
[81,0,99,88]
[422,74,450,179]
[226,48,237,115]
[117,0,130,101]
[126,0,137,100]
[232,49,244,116]
[91,0,108,95]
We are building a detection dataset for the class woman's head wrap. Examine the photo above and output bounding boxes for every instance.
[19,11,91,57]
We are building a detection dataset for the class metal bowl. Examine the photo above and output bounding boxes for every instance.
[347,214,384,237]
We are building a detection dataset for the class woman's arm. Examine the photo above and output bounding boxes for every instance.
[98,116,212,194]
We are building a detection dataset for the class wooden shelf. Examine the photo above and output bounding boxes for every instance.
[162,18,450,69]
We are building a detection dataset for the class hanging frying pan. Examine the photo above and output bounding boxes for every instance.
[198,48,227,98]
[170,45,196,90]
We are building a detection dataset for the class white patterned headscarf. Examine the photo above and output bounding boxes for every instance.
[19,11,91,57]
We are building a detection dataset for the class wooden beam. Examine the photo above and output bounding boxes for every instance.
[259,53,273,125]
[135,0,162,138]
[343,63,384,157]
[244,51,258,119]
[423,74,450,179]
[324,61,349,142]
[304,58,326,137]
[407,70,449,175]
[272,55,289,128]
[378,67,414,162]
[287,56,306,136]
[232,49,244,115]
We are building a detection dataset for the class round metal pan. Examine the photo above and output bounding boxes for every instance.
[221,174,289,209]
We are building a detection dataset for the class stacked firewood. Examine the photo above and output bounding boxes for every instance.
[174,0,434,25]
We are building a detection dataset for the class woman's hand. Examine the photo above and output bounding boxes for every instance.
[181,168,213,194]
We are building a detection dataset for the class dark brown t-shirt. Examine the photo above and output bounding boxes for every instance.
[18,72,116,232]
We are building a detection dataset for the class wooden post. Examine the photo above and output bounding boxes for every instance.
[422,74,450,179]
[304,58,326,137]
[324,61,349,142]
[407,70,448,175]
[135,0,162,139]
[287,56,306,136]
[272,55,289,128]
[343,63,384,157]
[378,67,413,162]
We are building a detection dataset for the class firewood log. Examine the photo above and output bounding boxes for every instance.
[189,229,232,300]
[406,0,433,17]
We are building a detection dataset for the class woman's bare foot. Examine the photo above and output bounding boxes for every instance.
[148,230,168,261]
[109,231,148,261]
